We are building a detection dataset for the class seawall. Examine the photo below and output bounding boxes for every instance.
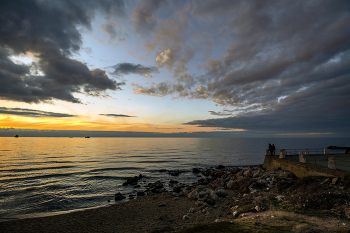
[263,155,350,180]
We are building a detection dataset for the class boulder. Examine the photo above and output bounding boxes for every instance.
[115,192,126,201]
[216,188,227,197]
[168,170,181,176]
[227,180,236,190]
[192,168,201,173]
[210,191,220,202]
[173,184,184,193]
[137,191,145,196]
[148,181,163,189]
[216,165,225,170]
[188,190,199,200]
[122,174,143,186]
[213,178,225,187]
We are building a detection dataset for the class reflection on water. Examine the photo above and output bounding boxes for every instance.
[0,137,349,220]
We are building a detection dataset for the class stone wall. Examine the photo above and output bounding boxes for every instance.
[263,155,350,180]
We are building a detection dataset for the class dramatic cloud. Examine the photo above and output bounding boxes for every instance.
[111,63,158,76]
[100,21,127,41]
[100,114,136,118]
[0,107,76,118]
[134,1,350,135]
[0,0,126,104]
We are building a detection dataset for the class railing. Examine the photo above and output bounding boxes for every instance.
[266,148,350,173]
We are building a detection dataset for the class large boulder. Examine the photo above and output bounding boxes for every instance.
[148,181,163,189]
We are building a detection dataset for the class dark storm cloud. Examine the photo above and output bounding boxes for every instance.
[0,0,126,103]
[0,107,76,118]
[100,114,136,118]
[133,1,350,135]
[111,63,158,76]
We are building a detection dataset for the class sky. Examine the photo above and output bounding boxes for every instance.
[0,0,349,138]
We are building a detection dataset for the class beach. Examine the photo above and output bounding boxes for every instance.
[2,165,350,232]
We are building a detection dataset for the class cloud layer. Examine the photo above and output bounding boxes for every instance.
[132,1,350,135]
[0,107,76,118]
[111,63,158,77]
[0,0,126,103]
[100,114,136,118]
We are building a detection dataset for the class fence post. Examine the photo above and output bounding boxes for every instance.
[265,149,270,156]
[324,148,329,154]
[328,156,336,169]
[305,148,309,155]
[279,150,285,159]
[299,151,306,163]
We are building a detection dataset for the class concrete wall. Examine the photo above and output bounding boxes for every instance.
[263,155,350,180]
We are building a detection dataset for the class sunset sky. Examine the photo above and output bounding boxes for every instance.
[0,0,349,137]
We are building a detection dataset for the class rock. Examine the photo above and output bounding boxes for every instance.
[134,185,141,188]
[169,180,178,184]
[148,181,163,189]
[202,197,216,206]
[210,192,220,202]
[123,174,143,186]
[216,165,225,170]
[243,170,253,178]
[188,190,199,200]
[192,168,201,173]
[214,219,224,222]
[198,178,211,185]
[173,184,184,193]
[255,205,261,212]
[158,202,167,207]
[159,169,167,172]
[232,211,238,217]
[182,215,190,220]
[189,208,197,213]
[253,170,262,178]
[236,170,244,177]
[137,191,145,196]
[276,195,285,201]
[332,177,340,185]
[202,207,211,214]
[168,170,181,176]
[198,191,208,198]
[195,201,204,207]
[227,180,236,189]
[213,178,225,187]
[216,188,227,197]
[115,192,126,201]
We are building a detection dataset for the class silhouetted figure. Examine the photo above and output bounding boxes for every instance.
[269,143,272,155]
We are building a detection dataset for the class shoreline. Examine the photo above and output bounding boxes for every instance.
[2,165,350,232]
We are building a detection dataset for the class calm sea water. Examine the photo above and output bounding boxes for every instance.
[0,137,349,220]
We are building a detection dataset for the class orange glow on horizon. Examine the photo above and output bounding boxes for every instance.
[0,114,245,134]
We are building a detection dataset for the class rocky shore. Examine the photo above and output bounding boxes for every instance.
[2,165,350,232]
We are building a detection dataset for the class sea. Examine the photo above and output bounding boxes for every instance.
[0,137,349,221]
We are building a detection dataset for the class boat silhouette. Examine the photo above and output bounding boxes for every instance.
[14,135,19,138]
[85,136,90,138]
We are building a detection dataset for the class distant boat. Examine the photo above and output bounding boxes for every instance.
[85,136,90,138]
[14,135,19,138]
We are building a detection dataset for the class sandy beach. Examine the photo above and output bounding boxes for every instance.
[2,166,350,233]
